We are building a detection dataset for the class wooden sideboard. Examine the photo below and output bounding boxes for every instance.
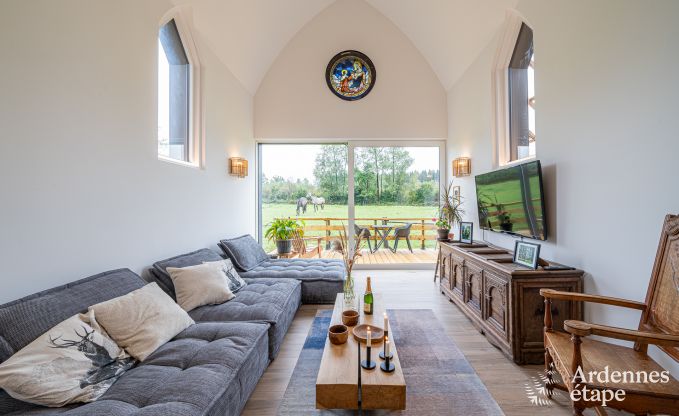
[438,241,584,364]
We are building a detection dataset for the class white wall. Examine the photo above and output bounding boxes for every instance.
[0,0,256,302]
[254,0,447,140]
[447,0,679,374]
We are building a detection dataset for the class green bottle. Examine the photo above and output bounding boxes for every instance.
[364,276,374,315]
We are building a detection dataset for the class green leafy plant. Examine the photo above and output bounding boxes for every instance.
[439,181,464,227]
[264,218,304,241]
[496,204,511,225]
[434,217,450,229]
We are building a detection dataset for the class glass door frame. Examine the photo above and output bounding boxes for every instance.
[256,139,447,270]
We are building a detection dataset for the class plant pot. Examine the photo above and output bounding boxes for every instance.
[500,223,513,232]
[437,228,450,240]
[276,239,293,254]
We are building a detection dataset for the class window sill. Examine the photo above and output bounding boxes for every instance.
[158,155,202,170]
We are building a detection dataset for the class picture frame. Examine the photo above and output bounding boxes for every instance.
[459,222,473,244]
[513,240,541,269]
[452,185,461,202]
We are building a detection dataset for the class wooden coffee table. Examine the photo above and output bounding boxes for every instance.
[315,293,406,410]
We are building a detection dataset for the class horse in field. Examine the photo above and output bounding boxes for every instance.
[307,194,325,212]
[296,197,308,215]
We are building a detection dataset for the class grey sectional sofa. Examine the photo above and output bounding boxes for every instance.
[148,248,301,360]
[0,269,271,416]
[0,237,344,415]
[219,235,345,304]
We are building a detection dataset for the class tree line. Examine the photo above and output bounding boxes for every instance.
[261,145,439,206]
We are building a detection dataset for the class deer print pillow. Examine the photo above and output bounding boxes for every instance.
[0,314,135,407]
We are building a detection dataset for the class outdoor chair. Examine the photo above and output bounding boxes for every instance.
[391,223,413,253]
[291,230,322,258]
[354,224,373,253]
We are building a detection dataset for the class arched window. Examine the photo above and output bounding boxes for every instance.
[157,10,203,167]
[492,13,535,166]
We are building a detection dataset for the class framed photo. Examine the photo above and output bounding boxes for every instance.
[513,241,541,269]
[325,50,376,101]
[459,222,473,244]
[452,185,461,202]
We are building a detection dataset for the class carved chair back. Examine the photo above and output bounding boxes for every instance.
[637,214,679,361]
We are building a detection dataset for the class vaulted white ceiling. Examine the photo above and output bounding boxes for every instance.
[173,0,518,93]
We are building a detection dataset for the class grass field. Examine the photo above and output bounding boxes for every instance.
[261,203,440,251]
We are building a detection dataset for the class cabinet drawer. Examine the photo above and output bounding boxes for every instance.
[464,262,483,315]
[451,254,465,300]
[483,271,509,340]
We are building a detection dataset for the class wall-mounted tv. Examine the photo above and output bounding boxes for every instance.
[474,160,547,240]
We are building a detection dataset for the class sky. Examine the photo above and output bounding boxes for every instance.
[261,144,439,182]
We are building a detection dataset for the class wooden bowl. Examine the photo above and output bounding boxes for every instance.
[328,324,348,345]
[352,324,384,345]
[341,310,359,326]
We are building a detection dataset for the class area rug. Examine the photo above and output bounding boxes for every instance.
[277,309,504,415]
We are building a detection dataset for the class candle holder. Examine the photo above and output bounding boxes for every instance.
[380,354,395,373]
[361,345,376,370]
[379,350,393,360]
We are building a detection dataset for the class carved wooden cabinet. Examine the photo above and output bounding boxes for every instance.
[438,242,584,364]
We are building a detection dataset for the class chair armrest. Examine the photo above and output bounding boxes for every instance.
[302,236,323,247]
[564,320,679,348]
[540,288,646,311]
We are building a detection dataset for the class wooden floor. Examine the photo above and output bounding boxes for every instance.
[321,248,437,264]
[242,270,616,416]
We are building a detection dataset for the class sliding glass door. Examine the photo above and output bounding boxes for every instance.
[258,141,444,267]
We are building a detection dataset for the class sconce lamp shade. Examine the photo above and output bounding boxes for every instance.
[229,157,248,178]
[452,157,471,177]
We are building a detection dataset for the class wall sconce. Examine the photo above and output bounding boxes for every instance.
[229,157,248,178]
[452,157,471,177]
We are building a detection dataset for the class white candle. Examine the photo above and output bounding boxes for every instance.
[385,339,390,356]
[367,328,371,345]
[384,313,388,332]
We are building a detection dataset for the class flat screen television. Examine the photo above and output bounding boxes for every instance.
[474,160,547,240]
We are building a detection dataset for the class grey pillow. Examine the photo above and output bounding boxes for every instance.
[219,235,269,271]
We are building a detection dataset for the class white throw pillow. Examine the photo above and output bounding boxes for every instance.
[166,262,235,312]
[89,283,194,361]
[0,314,135,407]
[204,259,248,293]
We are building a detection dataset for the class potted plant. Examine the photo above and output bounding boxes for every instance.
[438,181,465,240]
[434,217,451,240]
[495,203,513,232]
[264,218,303,255]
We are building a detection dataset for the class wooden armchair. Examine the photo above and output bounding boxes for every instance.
[291,230,322,258]
[540,214,679,415]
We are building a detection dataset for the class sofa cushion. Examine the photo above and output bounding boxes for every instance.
[189,278,301,359]
[90,283,195,361]
[0,322,270,416]
[167,262,235,311]
[0,314,135,407]
[218,235,269,271]
[239,259,345,304]
[151,249,224,295]
[239,258,345,281]
[0,269,145,360]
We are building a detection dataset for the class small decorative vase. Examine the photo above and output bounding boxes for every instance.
[343,273,356,311]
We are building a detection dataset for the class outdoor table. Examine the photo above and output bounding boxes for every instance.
[370,225,393,252]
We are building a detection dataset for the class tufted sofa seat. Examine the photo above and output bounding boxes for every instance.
[239,259,344,304]
[219,235,345,304]
[2,322,270,416]
[188,279,300,360]
[149,248,302,360]
[0,269,271,416]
